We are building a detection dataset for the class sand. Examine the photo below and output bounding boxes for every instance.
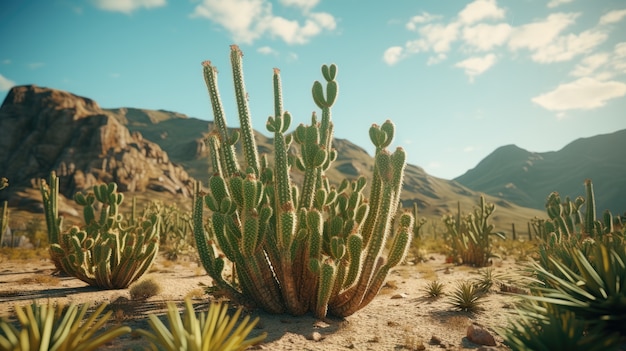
[0,253,523,350]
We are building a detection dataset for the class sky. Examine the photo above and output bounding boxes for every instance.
[1,0,625,180]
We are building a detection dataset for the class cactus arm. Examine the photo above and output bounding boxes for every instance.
[584,179,596,237]
[230,45,260,175]
[202,61,240,177]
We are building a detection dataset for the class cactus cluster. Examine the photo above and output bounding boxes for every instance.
[442,196,505,267]
[40,172,160,289]
[193,45,412,318]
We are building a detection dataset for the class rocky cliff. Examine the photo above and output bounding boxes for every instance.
[0,85,194,208]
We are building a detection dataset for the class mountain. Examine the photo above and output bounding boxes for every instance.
[0,85,195,215]
[454,130,626,215]
[0,85,545,232]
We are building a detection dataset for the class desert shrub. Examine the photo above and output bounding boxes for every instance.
[0,302,130,351]
[192,46,413,318]
[442,197,505,267]
[137,298,266,351]
[423,280,445,298]
[129,277,162,300]
[144,200,195,261]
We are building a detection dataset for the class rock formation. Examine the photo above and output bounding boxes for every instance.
[0,85,195,207]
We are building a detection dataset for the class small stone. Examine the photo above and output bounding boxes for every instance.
[429,335,442,345]
[466,324,496,346]
[307,332,324,341]
[391,292,408,299]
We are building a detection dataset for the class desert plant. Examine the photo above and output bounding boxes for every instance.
[423,280,445,298]
[502,301,622,351]
[137,298,266,351]
[1,177,8,248]
[442,196,505,267]
[447,281,485,313]
[192,45,412,318]
[129,277,162,300]
[40,175,160,289]
[0,302,130,351]
[145,201,194,260]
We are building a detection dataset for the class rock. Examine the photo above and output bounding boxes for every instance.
[0,85,195,206]
[429,335,442,345]
[466,324,497,346]
[306,332,324,341]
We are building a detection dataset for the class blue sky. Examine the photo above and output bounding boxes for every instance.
[1,0,625,180]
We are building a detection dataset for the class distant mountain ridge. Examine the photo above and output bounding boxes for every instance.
[0,85,546,230]
[454,130,626,214]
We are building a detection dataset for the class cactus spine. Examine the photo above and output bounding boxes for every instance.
[193,46,412,318]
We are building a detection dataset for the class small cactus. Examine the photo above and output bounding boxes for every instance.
[41,176,160,289]
[193,46,412,318]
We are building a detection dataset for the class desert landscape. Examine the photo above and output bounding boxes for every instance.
[1,247,527,350]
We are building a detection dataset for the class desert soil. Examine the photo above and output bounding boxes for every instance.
[0,253,523,350]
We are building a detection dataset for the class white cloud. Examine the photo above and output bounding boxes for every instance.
[0,74,15,91]
[257,46,278,55]
[570,52,610,77]
[192,0,335,44]
[91,0,165,14]
[458,0,505,25]
[279,0,318,11]
[547,0,573,8]
[508,12,579,51]
[599,9,626,25]
[417,22,460,53]
[462,23,511,51]
[28,62,44,69]
[427,53,447,65]
[406,12,440,31]
[428,161,442,169]
[455,53,497,82]
[2,59,11,65]
[532,77,626,111]
[383,46,404,65]
[531,29,608,63]
[463,146,476,152]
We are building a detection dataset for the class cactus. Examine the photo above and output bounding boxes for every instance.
[442,196,505,267]
[40,172,65,272]
[193,45,412,318]
[40,177,160,289]
[0,177,7,248]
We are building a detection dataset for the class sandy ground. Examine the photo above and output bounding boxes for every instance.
[0,253,524,350]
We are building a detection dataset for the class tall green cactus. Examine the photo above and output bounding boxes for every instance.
[193,45,412,318]
[41,178,160,288]
[40,172,65,273]
[0,177,8,248]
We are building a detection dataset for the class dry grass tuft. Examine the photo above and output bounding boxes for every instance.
[129,277,162,300]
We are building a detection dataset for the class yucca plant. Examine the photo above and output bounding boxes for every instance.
[137,298,267,351]
[423,280,445,298]
[193,45,412,318]
[502,300,622,351]
[447,281,485,313]
[0,302,130,351]
[41,173,160,288]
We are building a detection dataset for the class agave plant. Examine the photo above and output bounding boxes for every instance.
[0,302,130,351]
[502,300,622,351]
[423,280,445,298]
[137,298,266,351]
[447,281,485,313]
